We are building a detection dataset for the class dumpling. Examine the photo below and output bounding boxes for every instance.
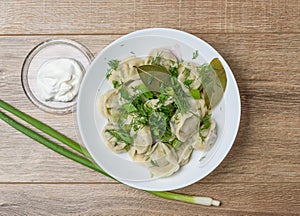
[98,89,120,122]
[195,97,208,118]
[170,112,199,142]
[101,123,128,153]
[145,142,179,177]
[117,77,145,104]
[131,126,152,154]
[128,126,153,162]
[175,142,194,166]
[145,48,178,69]
[128,148,147,163]
[178,61,202,89]
[108,57,144,85]
[192,120,217,151]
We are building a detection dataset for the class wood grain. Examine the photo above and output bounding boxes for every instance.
[0,0,299,35]
[180,0,300,33]
[0,183,299,215]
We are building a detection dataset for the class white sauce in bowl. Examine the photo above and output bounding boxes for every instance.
[36,58,83,102]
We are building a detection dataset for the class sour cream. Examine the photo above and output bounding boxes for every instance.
[36,58,83,102]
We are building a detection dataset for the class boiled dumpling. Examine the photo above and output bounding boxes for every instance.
[98,89,120,122]
[178,61,202,89]
[170,112,199,142]
[128,148,148,163]
[192,120,217,151]
[118,77,144,104]
[145,48,178,69]
[195,97,208,118]
[145,142,179,177]
[101,123,128,153]
[108,57,144,85]
[175,142,194,166]
[131,126,152,154]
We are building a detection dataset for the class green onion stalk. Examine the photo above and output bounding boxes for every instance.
[0,99,220,206]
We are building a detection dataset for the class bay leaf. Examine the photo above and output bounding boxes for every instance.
[198,58,227,108]
[135,65,171,92]
[210,58,227,91]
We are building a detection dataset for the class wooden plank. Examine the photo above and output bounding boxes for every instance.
[180,0,300,33]
[0,183,299,215]
[0,0,135,35]
[0,0,299,35]
[0,34,299,183]
[135,0,180,30]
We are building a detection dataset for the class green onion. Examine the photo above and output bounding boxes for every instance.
[201,120,211,131]
[112,80,122,88]
[105,129,132,145]
[172,139,182,149]
[0,100,91,158]
[0,100,220,206]
[146,191,220,206]
[0,110,112,179]
[202,114,212,123]
[190,89,201,99]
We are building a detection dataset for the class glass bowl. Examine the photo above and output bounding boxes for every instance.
[21,38,94,114]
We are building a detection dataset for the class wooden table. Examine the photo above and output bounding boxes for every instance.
[0,0,299,215]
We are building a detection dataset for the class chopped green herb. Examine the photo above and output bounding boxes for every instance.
[150,52,162,65]
[108,59,120,70]
[165,86,174,96]
[169,66,179,77]
[106,129,132,145]
[106,59,120,79]
[172,139,182,149]
[190,89,201,99]
[122,103,137,113]
[125,145,131,151]
[158,93,168,104]
[106,70,112,79]
[199,155,206,162]
[184,67,191,76]
[199,133,205,142]
[112,80,122,88]
[169,77,189,113]
[149,112,167,140]
[201,114,211,123]
[160,128,175,144]
[132,84,154,99]
[201,120,211,131]
[198,113,212,139]
[150,159,159,167]
[183,79,193,88]
[192,50,199,60]
[119,88,130,100]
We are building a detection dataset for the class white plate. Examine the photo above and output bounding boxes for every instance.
[77,28,241,191]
